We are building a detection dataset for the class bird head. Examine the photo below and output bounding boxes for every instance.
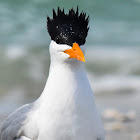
[47,7,89,63]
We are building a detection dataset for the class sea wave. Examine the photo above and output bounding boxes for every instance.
[86,47,140,95]
[86,46,140,75]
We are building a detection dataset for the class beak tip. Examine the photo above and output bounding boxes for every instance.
[82,58,85,62]
[79,57,85,62]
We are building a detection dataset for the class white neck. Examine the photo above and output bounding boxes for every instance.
[37,41,94,111]
[34,44,101,140]
[40,60,87,99]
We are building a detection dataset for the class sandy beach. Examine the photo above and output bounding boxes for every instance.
[0,93,140,140]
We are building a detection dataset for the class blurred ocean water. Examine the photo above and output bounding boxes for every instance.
[0,0,140,106]
[0,0,140,46]
[0,46,140,104]
[0,0,140,107]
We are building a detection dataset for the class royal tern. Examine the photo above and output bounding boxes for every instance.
[0,7,104,140]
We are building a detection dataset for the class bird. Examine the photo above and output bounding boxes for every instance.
[0,7,105,140]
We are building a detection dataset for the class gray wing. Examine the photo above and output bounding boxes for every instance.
[0,104,38,140]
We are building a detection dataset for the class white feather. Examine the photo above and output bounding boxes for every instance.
[0,41,104,140]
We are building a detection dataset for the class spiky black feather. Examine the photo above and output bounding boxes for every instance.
[47,7,89,46]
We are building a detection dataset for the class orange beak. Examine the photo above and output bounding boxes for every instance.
[64,43,85,62]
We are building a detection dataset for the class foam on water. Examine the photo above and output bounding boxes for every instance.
[86,46,140,95]
[88,74,140,95]
[86,46,140,75]
[5,45,27,59]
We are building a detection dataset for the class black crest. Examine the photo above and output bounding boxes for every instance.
[47,7,89,46]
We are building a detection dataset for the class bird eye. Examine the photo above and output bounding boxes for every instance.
[55,37,60,44]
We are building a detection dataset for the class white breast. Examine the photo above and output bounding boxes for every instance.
[36,61,104,140]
